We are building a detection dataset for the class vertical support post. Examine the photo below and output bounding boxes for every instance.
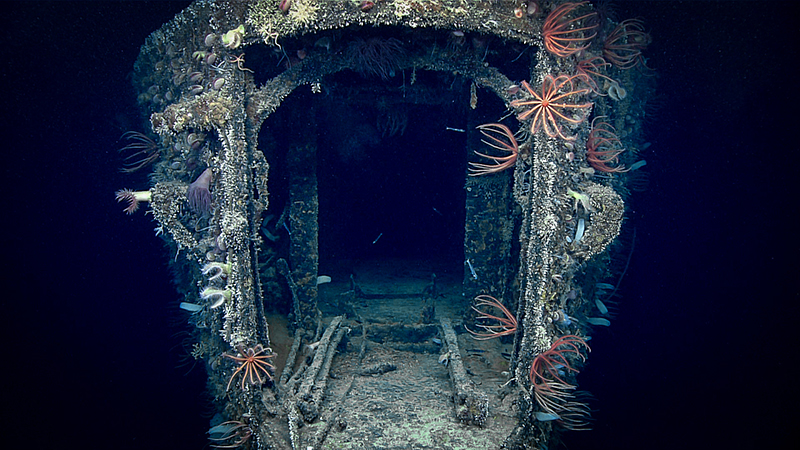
[462,126,516,302]
[287,141,319,331]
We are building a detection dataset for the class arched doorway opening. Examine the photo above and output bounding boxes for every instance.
[253,27,520,324]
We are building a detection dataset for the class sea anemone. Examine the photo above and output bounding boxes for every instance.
[187,168,213,214]
[201,287,232,309]
[202,261,231,282]
[115,189,151,215]
[566,188,594,213]
[221,25,245,50]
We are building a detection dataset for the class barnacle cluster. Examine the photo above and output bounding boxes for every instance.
[580,183,624,258]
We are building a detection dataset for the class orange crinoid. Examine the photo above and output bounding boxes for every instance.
[530,334,592,430]
[222,343,276,391]
[465,295,518,339]
[510,75,593,140]
[603,18,651,69]
[586,117,628,173]
[468,124,519,176]
[542,2,598,58]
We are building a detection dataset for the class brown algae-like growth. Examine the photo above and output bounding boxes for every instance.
[118,1,653,448]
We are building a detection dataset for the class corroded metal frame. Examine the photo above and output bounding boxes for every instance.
[124,1,635,448]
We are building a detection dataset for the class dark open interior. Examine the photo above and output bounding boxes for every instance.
[258,50,511,312]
